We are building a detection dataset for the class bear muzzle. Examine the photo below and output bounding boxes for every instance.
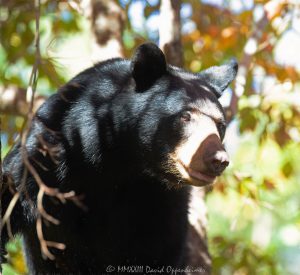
[175,133,230,186]
[190,134,230,179]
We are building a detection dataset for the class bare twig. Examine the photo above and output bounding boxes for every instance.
[1,193,20,233]
[36,214,65,261]
[37,188,59,225]
[9,0,85,261]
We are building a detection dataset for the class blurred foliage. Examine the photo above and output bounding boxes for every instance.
[0,0,81,90]
[1,0,300,274]
[2,238,27,275]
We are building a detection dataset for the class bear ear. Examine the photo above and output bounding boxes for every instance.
[131,43,167,91]
[198,59,238,98]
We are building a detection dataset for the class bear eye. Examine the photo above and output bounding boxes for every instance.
[217,122,226,140]
[181,111,192,122]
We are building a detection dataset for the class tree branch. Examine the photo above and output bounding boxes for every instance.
[81,0,125,62]
[159,0,183,67]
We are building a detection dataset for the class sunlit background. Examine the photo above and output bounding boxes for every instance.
[1,0,300,274]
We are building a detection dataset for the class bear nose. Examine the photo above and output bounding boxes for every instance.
[205,151,229,175]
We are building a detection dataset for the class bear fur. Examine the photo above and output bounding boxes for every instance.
[1,43,237,273]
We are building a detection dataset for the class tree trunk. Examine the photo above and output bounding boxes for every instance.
[81,0,126,62]
[159,0,183,67]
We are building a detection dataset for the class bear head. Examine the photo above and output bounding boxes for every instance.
[125,43,238,187]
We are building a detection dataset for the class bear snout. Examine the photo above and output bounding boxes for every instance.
[189,133,230,178]
[203,150,229,176]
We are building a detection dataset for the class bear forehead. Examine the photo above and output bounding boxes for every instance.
[161,72,225,120]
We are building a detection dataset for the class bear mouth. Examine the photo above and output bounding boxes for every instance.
[178,161,216,186]
[187,168,216,184]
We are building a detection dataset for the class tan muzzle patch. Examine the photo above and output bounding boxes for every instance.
[172,115,228,186]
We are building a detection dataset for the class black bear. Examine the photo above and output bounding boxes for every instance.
[1,43,237,273]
